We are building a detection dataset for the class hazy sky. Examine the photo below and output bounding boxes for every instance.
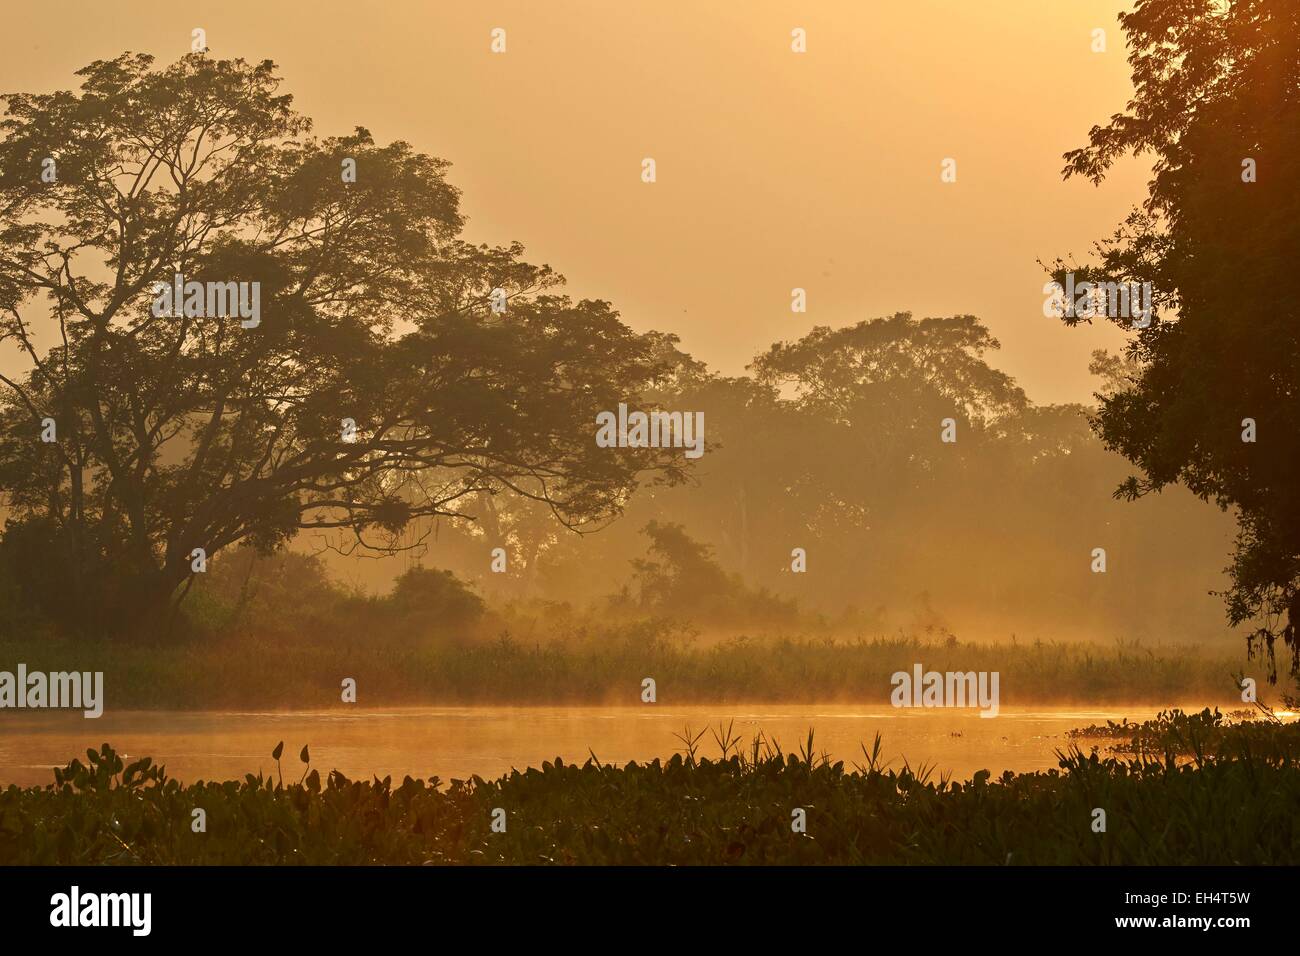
[0,0,1148,405]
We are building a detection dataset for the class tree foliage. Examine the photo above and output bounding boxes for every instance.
[0,53,682,637]
[1054,0,1300,677]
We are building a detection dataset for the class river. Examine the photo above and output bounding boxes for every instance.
[0,703,1181,788]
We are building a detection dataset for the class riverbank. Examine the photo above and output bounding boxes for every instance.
[0,632,1265,710]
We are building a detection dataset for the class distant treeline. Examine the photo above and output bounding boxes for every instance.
[0,518,1261,708]
[308,314,1235,647]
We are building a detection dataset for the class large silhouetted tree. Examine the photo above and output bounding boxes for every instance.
[1054,0,1300,678]
[0,53,684,638]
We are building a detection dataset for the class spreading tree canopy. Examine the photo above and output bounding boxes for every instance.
[0,53,684,637]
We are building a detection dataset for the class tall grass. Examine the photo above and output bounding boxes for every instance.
[0,628,1269,709]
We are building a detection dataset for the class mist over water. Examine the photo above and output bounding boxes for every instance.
[0,704,1197,788]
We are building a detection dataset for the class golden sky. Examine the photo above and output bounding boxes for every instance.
[0,0,1147,404]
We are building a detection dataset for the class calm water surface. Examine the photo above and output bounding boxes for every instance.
[0,704,1176,787]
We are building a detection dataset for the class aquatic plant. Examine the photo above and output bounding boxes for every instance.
[2,728,1297,865]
